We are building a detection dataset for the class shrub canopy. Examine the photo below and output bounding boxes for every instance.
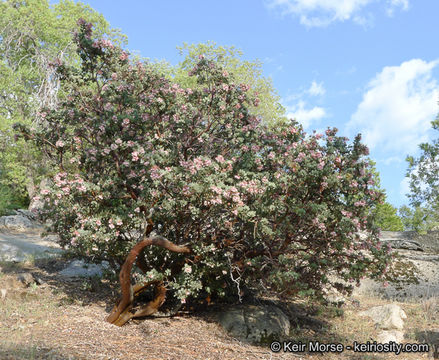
[16,21,393,303]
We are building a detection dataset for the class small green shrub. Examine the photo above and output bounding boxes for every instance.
[0,182,28,216]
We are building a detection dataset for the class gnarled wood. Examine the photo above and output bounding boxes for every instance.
[106,235,191,326]
[131,281,167,318]
[108,280,158,326]
[111,281,167,326]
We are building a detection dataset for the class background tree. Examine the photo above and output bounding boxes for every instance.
[406,113,439,208]
[171,42,288,128]
[404,111,439,232]
[398,205,439,233]
[373,202,404,231]
[0,0,125,214]
[365,159,404,231]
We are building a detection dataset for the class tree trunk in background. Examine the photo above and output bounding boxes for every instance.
[26,174,36,205]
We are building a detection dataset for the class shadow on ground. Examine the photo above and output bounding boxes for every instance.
[0,341,80,360]
[0,256,119,309]
[1,255,350,358]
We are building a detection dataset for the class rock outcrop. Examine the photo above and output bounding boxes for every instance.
[59,260,109,278]
[416,329,439,359]
[359,304,407,344]
[380,231,439,253]
[217,304,290,344]
[0,210,42,232]
[359,304,407,330]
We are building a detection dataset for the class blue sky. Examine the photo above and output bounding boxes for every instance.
[74,0,439,209]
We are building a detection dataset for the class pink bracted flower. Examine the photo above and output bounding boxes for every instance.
[215,155,225,164]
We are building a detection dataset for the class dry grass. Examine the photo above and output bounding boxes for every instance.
[421,297,438,322]
[0,258,437,360]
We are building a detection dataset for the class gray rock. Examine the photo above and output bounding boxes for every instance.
[0,232,62,262]
[325,294,346,307]
[59,260,109,278]
[217,304,290,344]
[354,251,439,301]
[28,197,45,213]
[381,239,423,251]
[404,253,439,262]
[15,209,37,221]
[380,231,439,253]
[417,328,439,343]
[377,330,404,343]
[416,329,439,358]
[0,214,39,232]
[380,231,416,240]
[359,304,406,330]
[42,234,60,243]
[17,272,35,286]
[34,277,45,285]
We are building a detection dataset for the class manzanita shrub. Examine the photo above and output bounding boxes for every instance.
[16,20,394,304]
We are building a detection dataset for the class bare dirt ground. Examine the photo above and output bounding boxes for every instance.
[0,233,438,360]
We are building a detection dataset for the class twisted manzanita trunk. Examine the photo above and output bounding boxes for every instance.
[107,236,191,326]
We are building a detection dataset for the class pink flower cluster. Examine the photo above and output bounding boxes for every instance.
[296,152,306,163]
[354,200,366,207]
[238,180,264,195]
[100,39,114,49]
[222,186,244,207]
[180,157,213,174]
[150,165,163,180]
[240,83,250,92]
[341,210,352,218]
[215,155,225,164]
[312,218,326,232]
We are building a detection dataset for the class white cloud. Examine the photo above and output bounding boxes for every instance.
[286,100,326,128]
[382,156,404,165]
[283,80,327,128]
[389,0,409,9]
[308,81,325,96]
[348,59,439,154]
[399,177,411,200]
[267,0,409,27]
[387,0,409,16]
